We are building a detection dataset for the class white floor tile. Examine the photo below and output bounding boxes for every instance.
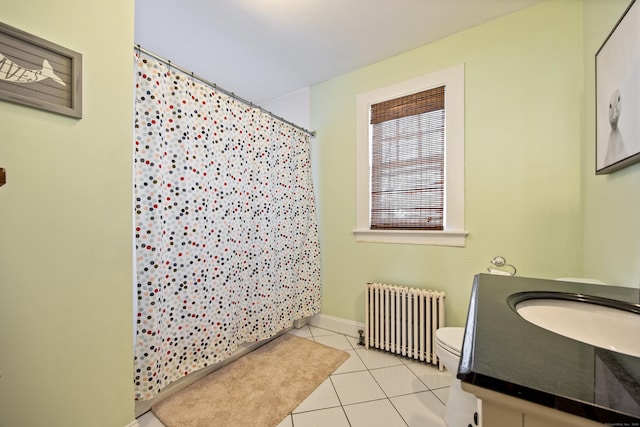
[313,333,353,350]
[136,411,165,427]
[292,407,350,427]
[432,387,450,405]
[331,371,386,405]
[371,365,428,397]
[294,378,341,413]
[391,391,446,427]
[343,399,408,427]
[355,348,405,370]
[135,330,447,427]
[405,361,452,390]
[333,349,367,374]
[275,414,293,427]
[345,334,362,348]
[288,326,313,338]
[308,326,336,337]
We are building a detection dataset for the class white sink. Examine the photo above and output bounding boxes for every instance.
[516,297,640,357]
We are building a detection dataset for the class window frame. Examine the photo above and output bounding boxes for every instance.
[354,64,467,246]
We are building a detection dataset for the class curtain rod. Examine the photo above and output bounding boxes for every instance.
[135,45,316,138]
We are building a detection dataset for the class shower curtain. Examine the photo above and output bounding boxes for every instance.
[133,52,321,400]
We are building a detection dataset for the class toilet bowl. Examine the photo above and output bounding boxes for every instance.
[435,327,478,427]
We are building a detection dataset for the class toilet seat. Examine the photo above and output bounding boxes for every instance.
[435,327,464,357]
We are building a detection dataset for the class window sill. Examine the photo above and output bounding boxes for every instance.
[353,228,468,247]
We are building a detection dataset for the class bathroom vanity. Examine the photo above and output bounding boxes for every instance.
[458,274,640,426]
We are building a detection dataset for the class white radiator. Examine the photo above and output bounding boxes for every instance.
[365,282,445,366]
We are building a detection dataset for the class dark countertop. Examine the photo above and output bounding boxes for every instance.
[458,273,640,424]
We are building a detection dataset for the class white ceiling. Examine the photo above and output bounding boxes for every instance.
[135,0,543,104]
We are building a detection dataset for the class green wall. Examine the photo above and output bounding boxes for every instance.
[0,1,135,426]
[0,1,635,426]
[311,0,588,327]
[582,0,640,286]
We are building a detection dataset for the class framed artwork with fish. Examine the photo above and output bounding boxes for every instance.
[595,0,640,174]
[0,22,82,118]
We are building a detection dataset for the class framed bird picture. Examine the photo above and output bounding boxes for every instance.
[595,0,640,174]
[0,22,82,118]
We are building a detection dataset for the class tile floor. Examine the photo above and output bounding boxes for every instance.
[137,325,452,427]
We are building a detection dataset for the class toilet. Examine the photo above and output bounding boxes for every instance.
[435,327,479,427]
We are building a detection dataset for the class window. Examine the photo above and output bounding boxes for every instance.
[354,64,467,246]
[370,86,445,230]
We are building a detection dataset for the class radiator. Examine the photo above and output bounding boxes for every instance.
[365,282,445,366]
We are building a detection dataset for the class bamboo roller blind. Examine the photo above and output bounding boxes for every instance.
[370,86,445,230]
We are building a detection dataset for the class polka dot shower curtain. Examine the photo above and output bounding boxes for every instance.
[133,52,321,401]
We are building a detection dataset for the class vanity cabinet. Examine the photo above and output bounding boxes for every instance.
[457,274,640,426]
[463,383,605,427]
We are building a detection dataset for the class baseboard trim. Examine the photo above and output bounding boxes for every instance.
[308,314,365,338]
[124,420,140,427]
